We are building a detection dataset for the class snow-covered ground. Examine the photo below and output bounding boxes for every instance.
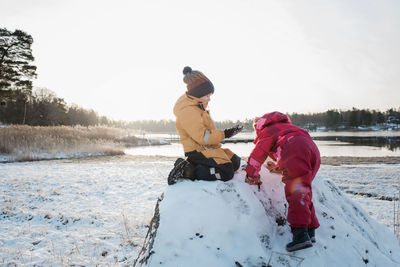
[0,156,170,265]
[0,156,399,265]
[318,164,400,228]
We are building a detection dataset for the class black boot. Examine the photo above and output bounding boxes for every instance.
[308,228,316,243]
[168,158,184,185]
[286,227,313,252]
[174,157,185,167]
[168,158,196,185]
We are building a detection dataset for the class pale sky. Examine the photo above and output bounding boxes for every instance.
[1,0,399,121]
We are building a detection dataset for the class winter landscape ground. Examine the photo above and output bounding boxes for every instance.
[1,153,399,266]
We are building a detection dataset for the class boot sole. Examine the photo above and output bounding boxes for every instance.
[168,160,187,185]
[174,158,185,167]
[286,241,313,252]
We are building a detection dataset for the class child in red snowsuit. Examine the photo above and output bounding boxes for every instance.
[245,112,320,252]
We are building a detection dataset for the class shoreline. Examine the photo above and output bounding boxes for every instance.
[320,156,400,165]
[2,154,400,165]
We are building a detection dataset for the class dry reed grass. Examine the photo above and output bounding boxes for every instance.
[0,125,130,162]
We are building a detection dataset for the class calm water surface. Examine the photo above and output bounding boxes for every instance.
[126,131,400,157]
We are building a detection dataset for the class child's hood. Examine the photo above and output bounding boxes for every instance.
[255,112,291,132]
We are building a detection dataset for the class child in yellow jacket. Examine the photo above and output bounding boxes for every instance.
[168,66,242,185]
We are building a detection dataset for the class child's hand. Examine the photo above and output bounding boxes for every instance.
[245,175,262,191]
[224,125,243,139]
[266,161,281,174]
[241,162,247,170]
[245,175,261,185]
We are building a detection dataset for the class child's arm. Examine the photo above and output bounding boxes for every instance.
[245,137,274,178]
[179,106,225,145]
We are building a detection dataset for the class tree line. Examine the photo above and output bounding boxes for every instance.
[0,87,108,126]
[112,108,400,133]
[289,108,400,130]
[1,27,399,131]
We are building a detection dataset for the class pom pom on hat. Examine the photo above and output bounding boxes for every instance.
[182,66,214,98]
[183,66,192,75]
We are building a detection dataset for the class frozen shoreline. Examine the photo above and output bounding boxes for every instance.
[2,153,400,165]
[321,156,400,165]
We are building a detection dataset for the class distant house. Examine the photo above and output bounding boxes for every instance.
[387,115,400,124]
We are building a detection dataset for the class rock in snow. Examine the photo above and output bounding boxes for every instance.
[135,164,400,267]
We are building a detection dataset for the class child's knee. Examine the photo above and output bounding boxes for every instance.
[230,154,241,171]
[220,169,234,181]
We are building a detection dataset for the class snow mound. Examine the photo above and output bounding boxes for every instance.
[135,164,400,267]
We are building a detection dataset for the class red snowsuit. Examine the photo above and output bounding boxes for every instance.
[245,112,320,229]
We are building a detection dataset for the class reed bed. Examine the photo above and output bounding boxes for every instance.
[0,125,130,162]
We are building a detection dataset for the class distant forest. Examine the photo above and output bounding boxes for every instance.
[1,27,399,132]
[2,86,399,132]
[1,85,399,132]
[118,108,400,132]
[289,108,400,130]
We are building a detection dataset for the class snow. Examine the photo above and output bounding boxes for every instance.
[1,157,399,266]
[317,164,400,229]
[318,164,399,201]
[0,154,11,163]
[0,157,170,265]
[138,163,400,267]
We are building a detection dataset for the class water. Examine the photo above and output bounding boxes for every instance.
[126,131,400,157]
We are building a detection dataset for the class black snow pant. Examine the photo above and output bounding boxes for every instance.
[185,151,241,182]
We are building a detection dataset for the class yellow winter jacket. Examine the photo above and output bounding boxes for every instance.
[173,93,235,165]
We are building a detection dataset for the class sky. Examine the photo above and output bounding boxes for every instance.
[1,0,400,121]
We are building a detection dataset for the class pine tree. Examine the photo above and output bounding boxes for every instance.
[0,28,37,90]
[0,28,37,123]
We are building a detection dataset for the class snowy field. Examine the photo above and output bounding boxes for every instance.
[0,156,170,265]
[0,156,399,265]
[318,164,400,228]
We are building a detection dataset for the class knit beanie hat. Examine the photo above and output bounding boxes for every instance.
[183,66,214,98]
